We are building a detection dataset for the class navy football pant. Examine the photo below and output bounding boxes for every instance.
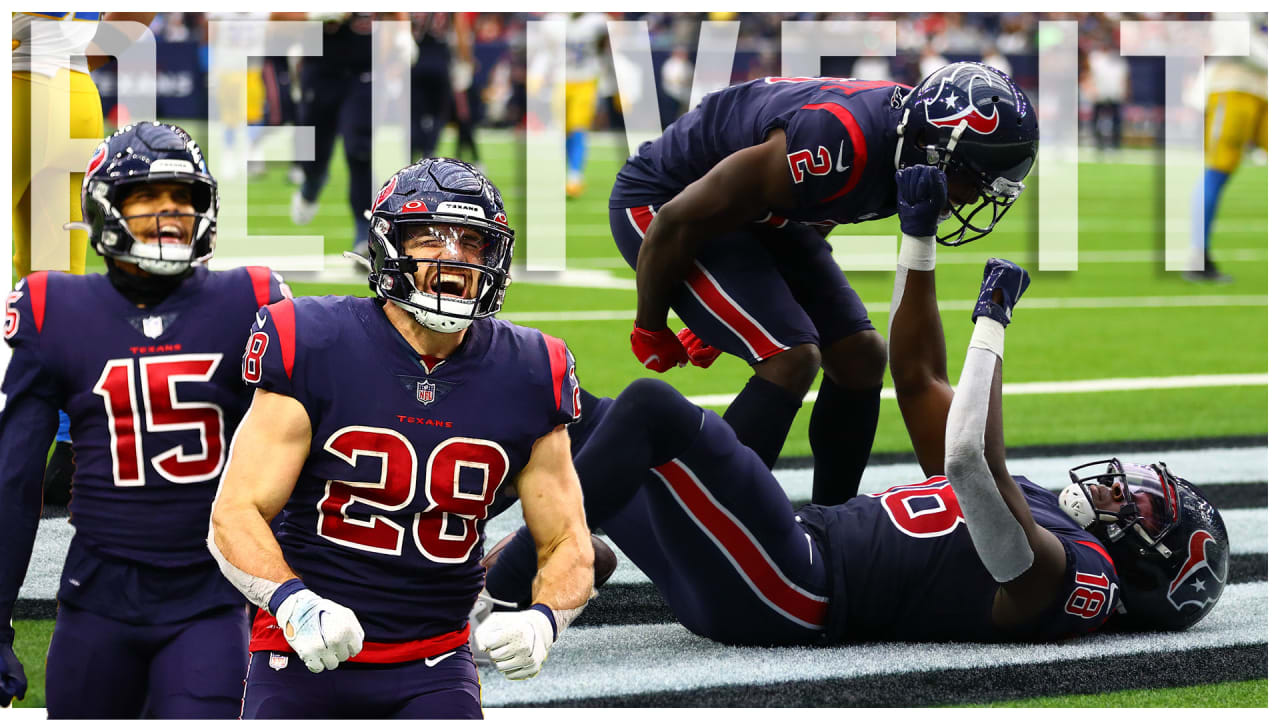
[44,603,248,718]
[576,379,830,644]
[298,64,372,246]
[242,645,481,719]
[610,204,874,363]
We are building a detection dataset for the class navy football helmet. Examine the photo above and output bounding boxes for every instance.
[894,62,1038,246]
[79,122,217,274]
[367,158,514,333]
[1059,459,1229,631]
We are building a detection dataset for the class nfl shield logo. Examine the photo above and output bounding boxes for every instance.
[269,653,289,671]
[416,378,436,406]
[142,316,164,339]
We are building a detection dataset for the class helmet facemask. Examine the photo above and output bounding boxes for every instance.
[1059,459,1181,558]
[370,215,514,334]
[86,175,217,276]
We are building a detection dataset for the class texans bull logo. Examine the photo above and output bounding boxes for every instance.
[85,143,108,178]
[922,67,1012,136]
[373,175,398,212]
[1166,529,1228,612]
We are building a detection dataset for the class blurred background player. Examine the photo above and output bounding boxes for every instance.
[11,10,157,530]
[1191,12,1267,283]
[210,159,594,717]
[1083,31,1128,156]
[615,62,1038,506]
[411,13,480,166]
[280,12,409,256]
[0,123,289,714]
[563,12,609,198]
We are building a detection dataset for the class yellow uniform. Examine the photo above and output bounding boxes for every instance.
[12,11,105,278]
[1204,23,1267,174]
[564,13,607,132]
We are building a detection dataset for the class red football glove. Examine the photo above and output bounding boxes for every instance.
[630,325,688,372]
[677,327,722,368]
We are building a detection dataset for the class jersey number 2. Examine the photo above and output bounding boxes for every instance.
[317,427,509,564]
[92,354,226,486]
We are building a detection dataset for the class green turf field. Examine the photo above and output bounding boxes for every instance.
[16,127,1266,710]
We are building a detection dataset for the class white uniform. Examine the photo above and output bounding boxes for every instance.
[11,11,101,77]
[564,12,608,84]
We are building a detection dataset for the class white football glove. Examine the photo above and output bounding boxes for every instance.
[275,589,366,673]
[474,608,555,680]
[451,60,474,93]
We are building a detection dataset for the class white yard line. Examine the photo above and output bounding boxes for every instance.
[684,373,1265,407]
[497,295,1268,321]
[567,247,1268,267]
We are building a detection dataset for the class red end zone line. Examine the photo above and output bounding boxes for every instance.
[652,458,828,629]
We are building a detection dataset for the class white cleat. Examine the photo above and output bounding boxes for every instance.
[291,191,319,226]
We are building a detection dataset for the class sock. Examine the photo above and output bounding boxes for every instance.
[808,377,881,505]
[55,410,71,444]
[721,375,803,469]
[483,525,538,607]
[567,131,587,180]
[354,213,370,251]
[1201,169,1230,259]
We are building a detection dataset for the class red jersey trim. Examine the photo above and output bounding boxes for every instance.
[249,607,470,663]
[266,299,296,381]
[246,266,273,308]
[27,272,48,334]
[541,333,569,412]
[1075,540,1116,570]
[800,102,868,204]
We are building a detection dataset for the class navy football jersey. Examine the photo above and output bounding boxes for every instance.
[243,296,580,660]
[611,77,910,228]
[798,476,1120,642]
[0,266,289,625]
[310,13,374,74]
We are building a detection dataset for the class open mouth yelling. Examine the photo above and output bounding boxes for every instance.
[428,269,471,298]
[149,220,190,245]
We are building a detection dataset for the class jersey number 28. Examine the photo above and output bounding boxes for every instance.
[316,427,509,564]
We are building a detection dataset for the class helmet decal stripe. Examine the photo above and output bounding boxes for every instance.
[799,102,867,203]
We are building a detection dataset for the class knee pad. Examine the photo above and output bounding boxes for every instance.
[611,378,704,458]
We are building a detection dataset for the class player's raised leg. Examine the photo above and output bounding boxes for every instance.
[576,379,828,643]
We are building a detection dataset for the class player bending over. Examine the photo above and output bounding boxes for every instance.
[615,61,1039,506]
[210,159,595,719]
[0,123,289,714]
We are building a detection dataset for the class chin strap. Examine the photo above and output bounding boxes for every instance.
[105,258,192,307]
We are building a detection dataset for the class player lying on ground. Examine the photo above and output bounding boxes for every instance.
[0,123,288,714]
[616,61,1039,506]
[209,159,596,719]
[480,165,1229,646]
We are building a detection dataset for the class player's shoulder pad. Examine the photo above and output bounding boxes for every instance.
[492,319,583,422]
[785,97,870,202]
[3,271,55,343]
[241,265,294,308]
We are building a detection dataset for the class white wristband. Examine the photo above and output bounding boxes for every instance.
[898,234,936,271]
[969,316,1005,360]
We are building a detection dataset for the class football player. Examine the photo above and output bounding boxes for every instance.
[210,159,595,718]
[1192,12,1267,283]
[282,12,411,255]
[614,61,1038,506]
[483,165,1228,645]
[12,11,157,510]
[0,122,290,714]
